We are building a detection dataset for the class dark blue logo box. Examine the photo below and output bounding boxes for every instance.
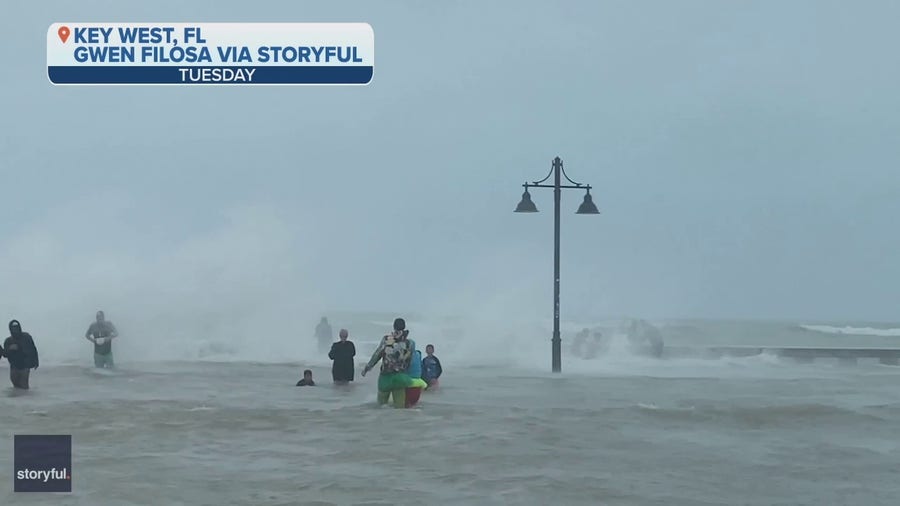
[14,435,72,492]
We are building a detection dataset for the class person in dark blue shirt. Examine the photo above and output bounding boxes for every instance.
[421,344,442,387]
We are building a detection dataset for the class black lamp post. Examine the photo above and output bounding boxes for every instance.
[515,156,599,373]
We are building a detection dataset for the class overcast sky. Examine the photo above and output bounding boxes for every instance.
[1,0,898,333]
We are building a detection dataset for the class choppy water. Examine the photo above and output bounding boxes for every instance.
[2,319,900,505]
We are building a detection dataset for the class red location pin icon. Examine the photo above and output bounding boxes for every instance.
[58,26,70,43]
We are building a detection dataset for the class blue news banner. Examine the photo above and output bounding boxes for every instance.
[47,23,375,86]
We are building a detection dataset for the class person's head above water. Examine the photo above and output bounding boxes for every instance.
[8,320,22,336]
[96,310,105,322]
[320,317,328,323]
[303,369,313,379]
[393,318,406,331]
[339,329,348,341]
[426,344,434,355]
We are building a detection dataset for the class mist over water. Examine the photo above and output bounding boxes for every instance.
[0,204,323,364]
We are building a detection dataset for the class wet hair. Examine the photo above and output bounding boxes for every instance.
[303,369,312,376]
[8,320,21,333]
[426,344,434,350]
[393,318,406,331]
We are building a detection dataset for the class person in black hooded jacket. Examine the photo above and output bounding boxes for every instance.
[3,320,39,389]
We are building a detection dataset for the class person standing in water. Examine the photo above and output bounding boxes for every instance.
[328,329,356,384]
[362,318,413,408]
[422,344,443,388]
[315,317,333,354]
[85,310,119,369]
[3,320,39,389]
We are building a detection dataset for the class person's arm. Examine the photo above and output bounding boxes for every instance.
[328,343,336,360]
[363,338,386,373]
[350,342,356,357]
[29,335,38,369]
[85,324,95,341]
[108,322,119,339]
[435,357,442,378]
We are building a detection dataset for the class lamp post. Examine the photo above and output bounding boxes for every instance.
[514,156,600,373]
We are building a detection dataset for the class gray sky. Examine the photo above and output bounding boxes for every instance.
[2,0,899,331]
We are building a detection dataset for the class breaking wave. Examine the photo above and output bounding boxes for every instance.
[800,325,900,337]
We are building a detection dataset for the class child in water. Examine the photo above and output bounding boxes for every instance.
[405,347,424,407]
[422,344,442,388]
[296,369,316,386]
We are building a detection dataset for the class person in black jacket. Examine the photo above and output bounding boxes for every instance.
[3,320,39,389]
[328,329,356,384]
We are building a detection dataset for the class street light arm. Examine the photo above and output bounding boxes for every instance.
[528,158,589,187]
[525,183,593,190]
[531,166,555,185]
[560,165,585,187]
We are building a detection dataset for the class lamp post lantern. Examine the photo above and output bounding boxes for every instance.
[514,156,599,373]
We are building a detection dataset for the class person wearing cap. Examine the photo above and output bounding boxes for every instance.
[3,320,39,389]
[362,317,414,408]
[85,310,119,369]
